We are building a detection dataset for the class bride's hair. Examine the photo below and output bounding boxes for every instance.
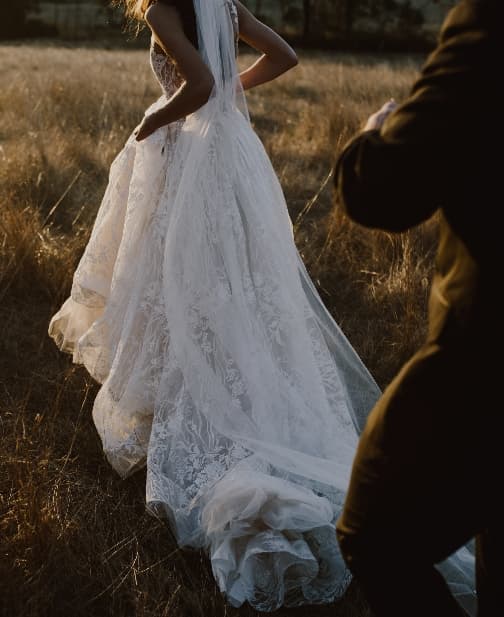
[117,0,198,47]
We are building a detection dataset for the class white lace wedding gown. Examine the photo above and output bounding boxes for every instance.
[48,0,475,612]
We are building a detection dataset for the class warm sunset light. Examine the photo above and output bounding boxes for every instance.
[2,2,496,617]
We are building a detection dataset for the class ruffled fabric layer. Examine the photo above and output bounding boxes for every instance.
[49,106,375,608]
[49,95,475,612]
[201,467,351,610]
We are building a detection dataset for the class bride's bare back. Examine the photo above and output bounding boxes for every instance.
[135,0,297,140]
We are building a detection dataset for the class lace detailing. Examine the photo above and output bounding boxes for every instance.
[48,0,385,610]
[227,0,239,54]
[149,0,239,96]
[201,468,352,610]
[150,47,183,97]
[47,0,478,605]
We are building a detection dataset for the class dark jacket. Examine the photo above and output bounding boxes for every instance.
[334,0,502,346]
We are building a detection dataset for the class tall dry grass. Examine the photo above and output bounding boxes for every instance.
[1,44,434,617]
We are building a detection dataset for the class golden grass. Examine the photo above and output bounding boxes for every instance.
[1,44,434,617]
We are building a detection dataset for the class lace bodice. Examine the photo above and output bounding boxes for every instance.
[150,0,239,96]
[49,0,476,609]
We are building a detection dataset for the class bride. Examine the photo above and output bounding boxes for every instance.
[48,0,469,611]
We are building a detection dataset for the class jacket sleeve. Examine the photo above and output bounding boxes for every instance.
[333,0,495,233]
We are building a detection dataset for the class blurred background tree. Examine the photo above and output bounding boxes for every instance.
[245,0,456,50]
[0,0,452,50]
[279,0,425,43]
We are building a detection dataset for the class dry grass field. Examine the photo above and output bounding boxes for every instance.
[0,43,435,617]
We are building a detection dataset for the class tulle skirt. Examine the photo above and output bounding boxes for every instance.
[49,97,474,612]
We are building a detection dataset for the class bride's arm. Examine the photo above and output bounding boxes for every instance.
[235,1,298,91]
[135,2,214,141]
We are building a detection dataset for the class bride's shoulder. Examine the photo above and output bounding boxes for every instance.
[145,0,178,25]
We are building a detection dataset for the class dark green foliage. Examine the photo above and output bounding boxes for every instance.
[248,0,427,47]
[355,0,425,34]
[303,0,425,37]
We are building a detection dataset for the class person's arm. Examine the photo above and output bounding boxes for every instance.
[135,2,214,141]
[334,1,494,232]
[235,1,298,91]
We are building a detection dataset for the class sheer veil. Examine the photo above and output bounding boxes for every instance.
[193,0,249,120]
[158,0,382,493]
[144,0,477,611]
[49,0,475,610]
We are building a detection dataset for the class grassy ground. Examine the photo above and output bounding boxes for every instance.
[0,44,434,617]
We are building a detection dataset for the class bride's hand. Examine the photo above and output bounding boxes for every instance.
[363,99,399,132]
[134,113,162,141]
